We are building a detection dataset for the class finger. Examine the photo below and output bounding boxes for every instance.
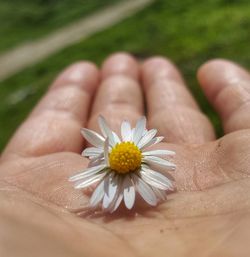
[88,53,144,134]
[2,62,99,159]
[198,59,250,133]
[141,57,215,144]
[101,51,139,81]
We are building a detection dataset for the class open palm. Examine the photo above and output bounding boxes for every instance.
[1,53,250,257]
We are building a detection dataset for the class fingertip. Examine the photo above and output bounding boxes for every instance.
[141,56,184,87]
[142,56,173,67]
[197,59,250,99]
[101,52,139,80]
[52,61,100,94]
[197,59,234,83]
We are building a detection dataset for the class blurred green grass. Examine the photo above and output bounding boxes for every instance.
[0,0,250,151]
[0,0,120,53]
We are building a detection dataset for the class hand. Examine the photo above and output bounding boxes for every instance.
[1,53,250,257]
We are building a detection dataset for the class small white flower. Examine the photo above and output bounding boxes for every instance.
[69,116,176,213]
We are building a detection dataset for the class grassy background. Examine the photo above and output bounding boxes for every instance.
[0,0,120,53]
[0,0,250,151]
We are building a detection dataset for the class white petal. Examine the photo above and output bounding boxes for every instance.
[142,149,175,156]
[155,136,164,144]
[152,187,167,201]
[107,174,118,204]
[142,128,148,136]
[88,153,103,161]
[132,174,157,206]
[142,165,173,188]
[140,167,173,190]
[131,128,135,140]
[88,156,105,167]
[103,173,118,209]
[140,172,169,191]
[133,117,146,145]
[104,138,110,166]
[143,156,176,170]
[121,120,132,141]
[123,176,135,210]
[81,128,104,148]
[137,129,157,149]
[98,115,110,137]
[102,174,110,209]
[90,179,105,207]
[82,147,103,157]
[108,176,123,213]
[69,164,106,182]
[112,131,121,144]
[98,116,117,146]
[110,191,123,213]
[74,172,106,189]
[141,136,164,150]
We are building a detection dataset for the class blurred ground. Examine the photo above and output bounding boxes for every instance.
[0,0,120,53]
[0,0,152,80]
[0,0,250,151]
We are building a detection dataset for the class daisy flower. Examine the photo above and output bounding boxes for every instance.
[69,116,176,213]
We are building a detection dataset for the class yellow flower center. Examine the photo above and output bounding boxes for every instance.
[109,142,142,174]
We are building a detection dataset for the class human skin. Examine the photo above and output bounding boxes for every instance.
[0,53,250,257]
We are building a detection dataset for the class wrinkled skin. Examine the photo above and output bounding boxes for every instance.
[1,53,250,257]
